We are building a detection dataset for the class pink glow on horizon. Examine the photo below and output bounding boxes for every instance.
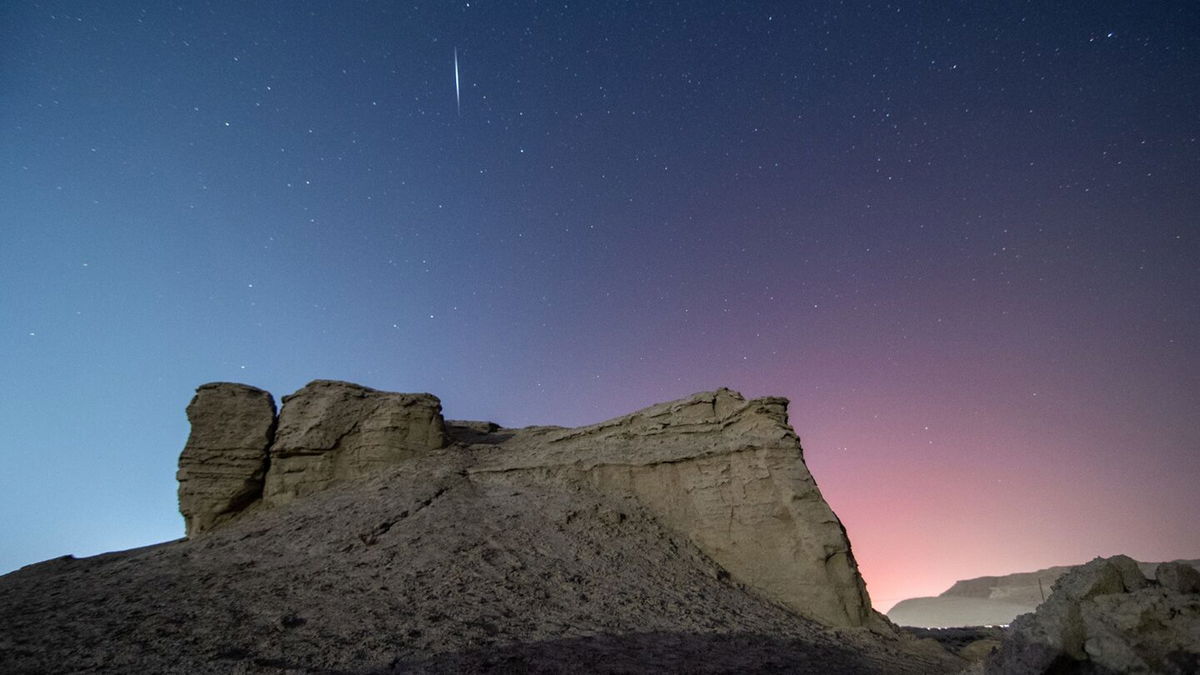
[793,384,1200,612]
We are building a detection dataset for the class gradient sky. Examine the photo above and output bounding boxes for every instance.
[2,1,1197,612]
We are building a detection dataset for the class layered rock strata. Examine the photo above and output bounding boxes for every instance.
[176,383,276,536]
[177,381,873,628]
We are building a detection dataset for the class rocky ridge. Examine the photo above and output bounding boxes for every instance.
[0,380,963,674]
[888,559,1200,629]
[177,380,873,628]
[176,383,277,535]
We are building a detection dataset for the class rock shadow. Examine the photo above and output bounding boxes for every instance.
[384,630,897,674]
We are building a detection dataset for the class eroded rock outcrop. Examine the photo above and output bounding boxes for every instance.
[468,388,874,628]
[263,380,447,507]
[176,383,276,536]
[986,555,1200,674]
[177,380,448,530]
[888,558,1200,629]
[176,382,874,628]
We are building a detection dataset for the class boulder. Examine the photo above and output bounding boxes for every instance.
[176,383,276,536]
[262,380,448,507]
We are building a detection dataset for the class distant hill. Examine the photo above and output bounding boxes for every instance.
[888,559,1200,628]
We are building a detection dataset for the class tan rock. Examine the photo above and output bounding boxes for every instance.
[470,388,874,627]
[1081,589,1200,672]
[890,558,1200,628]
[176,382,276,536]
[262,380,447,507]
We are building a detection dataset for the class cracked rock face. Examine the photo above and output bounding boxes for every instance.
[176,382,873,628]
[262,380,447,507]
[176,383,276,536]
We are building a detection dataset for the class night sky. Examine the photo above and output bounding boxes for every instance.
[2,1,1198,612]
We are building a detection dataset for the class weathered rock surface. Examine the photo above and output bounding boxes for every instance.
[263,380,447,507]
[176,382,275,536]
[469,388,874,628]
[888,596,1034,629]
[985,555,1200,674]
[1157,561,1200,594]
[176,381,875,629]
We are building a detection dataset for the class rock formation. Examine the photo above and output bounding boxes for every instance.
[0,380,968,674]
[0,460,957,674]
[177,380,447,534]
[264,380,447,507]
[176,383,275,535]
[468,388,874,628]
[175,381,872,628]
[985,555,1200,674]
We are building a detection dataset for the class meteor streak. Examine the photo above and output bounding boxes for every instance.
[454,48,461,116]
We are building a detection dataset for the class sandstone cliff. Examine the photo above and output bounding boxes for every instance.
[177,381,874,628]
[888,559,1200,628]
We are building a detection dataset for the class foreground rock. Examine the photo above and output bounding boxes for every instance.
[263,380,447,508]
[985,555,1200,674]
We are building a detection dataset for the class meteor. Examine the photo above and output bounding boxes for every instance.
[454,48,461,116]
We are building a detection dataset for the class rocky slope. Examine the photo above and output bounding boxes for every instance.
[0,381,959,674]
